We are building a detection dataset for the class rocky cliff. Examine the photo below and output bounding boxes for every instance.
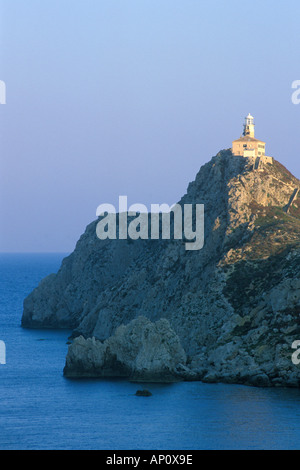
[22,150,300,387]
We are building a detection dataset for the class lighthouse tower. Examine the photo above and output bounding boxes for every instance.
[243,113,255,138]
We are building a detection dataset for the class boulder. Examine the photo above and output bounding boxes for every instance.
[64,316,188,383]
[135,390,152,396]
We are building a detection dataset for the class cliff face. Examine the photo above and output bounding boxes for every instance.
[22,150,300,386]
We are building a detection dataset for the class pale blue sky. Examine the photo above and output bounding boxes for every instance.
[1,0,300,252]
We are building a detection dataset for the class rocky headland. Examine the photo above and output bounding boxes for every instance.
[22,150,300,387]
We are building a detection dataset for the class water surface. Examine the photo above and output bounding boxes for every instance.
[1,253,300,450]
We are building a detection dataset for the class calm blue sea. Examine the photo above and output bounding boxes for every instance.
[1,253,300,450]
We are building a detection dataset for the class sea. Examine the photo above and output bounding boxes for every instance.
[1,253,300,450]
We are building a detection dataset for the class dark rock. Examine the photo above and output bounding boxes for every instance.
[135,389,152,397]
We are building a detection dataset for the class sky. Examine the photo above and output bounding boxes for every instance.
[0,0,300,252]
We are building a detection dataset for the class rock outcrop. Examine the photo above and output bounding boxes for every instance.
[63,316,189,382]
[22,150,300,387]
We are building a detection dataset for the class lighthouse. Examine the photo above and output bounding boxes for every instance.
[232,114,273,165]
